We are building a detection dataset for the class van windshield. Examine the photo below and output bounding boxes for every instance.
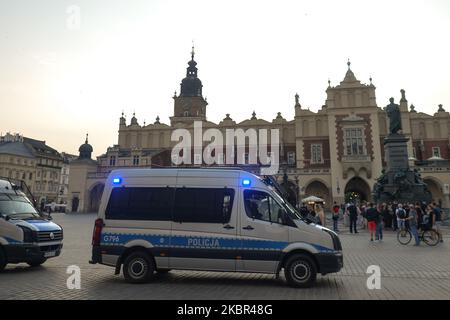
[260,175,316,223]
[0,194,41,220]
[269,187,301,220]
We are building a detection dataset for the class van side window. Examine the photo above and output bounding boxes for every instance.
[105,187,174,221]
[173,188,235,223]
[244,190,285,224]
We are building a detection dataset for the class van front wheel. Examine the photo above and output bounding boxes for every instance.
[123,251,155,284]
[284,254,317,288]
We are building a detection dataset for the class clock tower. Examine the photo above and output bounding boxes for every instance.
[170,46,208,126]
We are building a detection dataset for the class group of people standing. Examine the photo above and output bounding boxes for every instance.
[297,200,444,246]
[298,203,326,226]
[339,201,444,245]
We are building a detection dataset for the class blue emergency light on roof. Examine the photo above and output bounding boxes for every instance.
[112,177,122,185]
[242,179,251,187]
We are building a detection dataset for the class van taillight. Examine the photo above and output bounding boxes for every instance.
[92,218,104,246]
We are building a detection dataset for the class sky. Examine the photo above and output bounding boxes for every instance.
[0,0,449,156]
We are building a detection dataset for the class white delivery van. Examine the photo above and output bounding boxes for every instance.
[0,178,63,271]
[90,168,342,287]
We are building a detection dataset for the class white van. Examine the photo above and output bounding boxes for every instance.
[90,168,342,287]
[0,178,63,271]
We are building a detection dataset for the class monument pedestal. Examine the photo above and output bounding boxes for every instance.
[384,134,409,172]
[373,133,431,204]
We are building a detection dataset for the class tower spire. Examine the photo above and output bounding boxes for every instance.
[85,133,88,144]
[191,40,195,60]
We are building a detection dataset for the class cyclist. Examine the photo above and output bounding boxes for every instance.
[404,204,420,246]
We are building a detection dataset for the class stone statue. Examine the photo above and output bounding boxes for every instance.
[385,97,402,134]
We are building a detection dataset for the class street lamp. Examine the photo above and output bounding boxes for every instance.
[295,175,300,208]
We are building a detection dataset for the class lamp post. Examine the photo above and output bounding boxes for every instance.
[336,179,341,204]
[295,175,300,208]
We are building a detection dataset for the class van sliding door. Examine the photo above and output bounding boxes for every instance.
[170,186,238,272]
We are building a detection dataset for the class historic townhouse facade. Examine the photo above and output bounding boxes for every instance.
[68,51,450,212]
[0,133,64,205]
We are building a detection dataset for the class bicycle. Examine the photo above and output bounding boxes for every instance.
[397,225,440,246]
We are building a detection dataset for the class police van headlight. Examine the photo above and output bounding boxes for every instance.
[18,225,36,243]
[323,229,342,251]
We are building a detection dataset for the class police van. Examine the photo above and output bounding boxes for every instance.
[0,178,63,271]
[90,168,342,287]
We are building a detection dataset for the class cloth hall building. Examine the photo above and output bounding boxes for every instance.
[68,51,450,213]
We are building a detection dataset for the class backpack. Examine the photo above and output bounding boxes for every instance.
[348,205,357,216]
[397,208,406,219]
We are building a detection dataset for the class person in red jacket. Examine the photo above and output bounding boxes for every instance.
[332,201,340,232]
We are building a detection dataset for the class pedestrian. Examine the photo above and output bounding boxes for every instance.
[376,204,384,241]
[405,204,420,246]
[348,202,358,234]
[343,203,348,227]
[431,203,444,243]
[358,204,366,229]
[308,204,317,223]
[315,204,325,227]
[396,204,406,231]
[299,203,309,218]
[332,201,340,232]
[415,202,423,228]
[404,203,410,230]
[392,202,399,231]
[365,203,378,242]
[47,202,52,218]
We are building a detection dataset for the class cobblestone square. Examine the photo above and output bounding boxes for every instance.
[1,213,449,300]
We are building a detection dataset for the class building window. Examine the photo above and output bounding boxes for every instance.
[133,155,140,166]
[432,147,441,158]
[109,156,116,166]
[345,128,365,155]
[287,151,296,165]
[311,144,323,164]
[29,173,33,180]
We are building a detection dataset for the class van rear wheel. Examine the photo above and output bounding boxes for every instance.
[123,251,155,284]
[284,254,317,288]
